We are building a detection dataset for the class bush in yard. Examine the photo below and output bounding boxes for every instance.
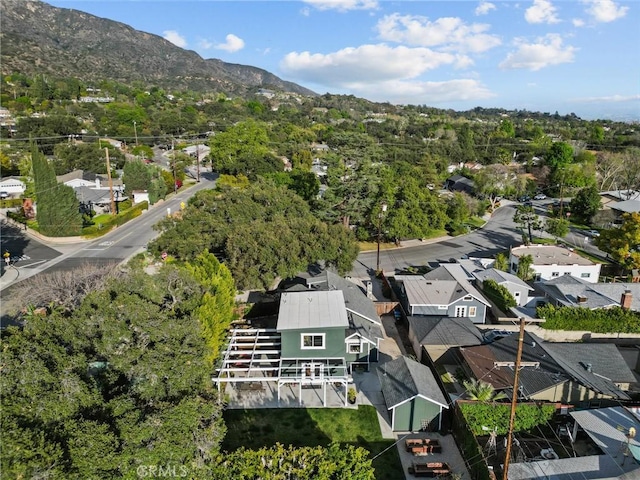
[482,279,517,312]
[459,402,555,436]
[537,304,640,333]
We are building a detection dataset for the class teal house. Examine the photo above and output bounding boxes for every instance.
[377,356,449,432]
[276,286,383,405]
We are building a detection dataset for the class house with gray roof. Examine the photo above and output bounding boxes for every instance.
[396,264,491,323]
[539,275,640,312]
[213,271,383,407]
[473,268,534,307]
[460,332,635,404]
[377,356,449,432]
[508,406,640,479]
[407,316,483,364]
[509,245,602,283]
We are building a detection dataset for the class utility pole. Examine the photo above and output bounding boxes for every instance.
[172,137,177,194]
[502,317,526,480]
[105,147,116,216]
[196,143,200,182]
[376,203,387,274]
[133,121,139,146]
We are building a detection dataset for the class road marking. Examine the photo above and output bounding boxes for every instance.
[98,241,115,247]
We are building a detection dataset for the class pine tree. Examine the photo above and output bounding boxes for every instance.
[31,145,82,236]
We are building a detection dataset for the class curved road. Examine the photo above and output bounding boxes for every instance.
[349,205,521,278]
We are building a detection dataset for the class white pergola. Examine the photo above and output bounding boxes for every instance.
[213,328,351,407]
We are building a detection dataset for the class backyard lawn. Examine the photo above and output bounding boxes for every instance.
[223,406,402,480]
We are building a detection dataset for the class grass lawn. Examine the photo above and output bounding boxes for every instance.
[223,406,403,480]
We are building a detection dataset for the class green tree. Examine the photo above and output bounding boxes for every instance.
[494,253,509,271]
[150,181,358,289]
[513,205,543,245]
[516,254,534,281]
[545,217,570,241]
[185,252,237,363]
[595,212,640,271]
[122,158,151,196]
[31,145,82,236]
[569,185,602,223]
[545,142,573,169]
[462,379,507,402]
[209,119,280,177]
[0,266,227,478]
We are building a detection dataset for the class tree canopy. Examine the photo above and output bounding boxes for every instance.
[596,212,640,271]
[149,180,359,289]
[1,264,227,479]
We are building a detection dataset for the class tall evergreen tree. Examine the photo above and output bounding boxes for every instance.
[31,145,82,236]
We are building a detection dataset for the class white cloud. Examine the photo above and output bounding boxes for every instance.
[350,79,495,105]
[582,0,628,23]
[525,0,560,24]
[163,30,187,48]
[280,44,458,85]
[572,18,586,27]
[198,39,213,50]
[302,0,378,12]
[376,14,501,53]
[499,34,577,71]
[575,94,640,103]
[214,34,245,53]
[475,1,496,16]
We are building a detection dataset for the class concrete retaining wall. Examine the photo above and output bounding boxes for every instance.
[477,323,640,344]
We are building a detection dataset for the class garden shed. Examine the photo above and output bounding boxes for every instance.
[377,357,449,432]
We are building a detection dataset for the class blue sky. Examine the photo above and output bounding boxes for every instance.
[46,0,639,121]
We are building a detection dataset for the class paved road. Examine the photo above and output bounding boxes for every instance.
[0,171,218,317]
[349,205,521,278]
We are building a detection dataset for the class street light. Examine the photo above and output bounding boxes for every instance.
[376,202,388,274]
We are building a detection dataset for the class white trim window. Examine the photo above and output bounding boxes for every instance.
[454,306,467,317]
[581,273,591,278]
[346,340,362,354]
[438,305,448,310]
[301,333,325,350]
[463,295,473,301]
[468,306,477,317]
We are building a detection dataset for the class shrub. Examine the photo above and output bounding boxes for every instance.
[82,201,148,238]
[482,278,517,312]
[537,304,640,333]
[459,402,555,436]
[0,199,23,208]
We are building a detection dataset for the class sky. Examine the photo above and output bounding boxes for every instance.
[45,0,640,121]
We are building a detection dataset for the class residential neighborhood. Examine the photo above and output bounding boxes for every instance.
[2,6,640,477]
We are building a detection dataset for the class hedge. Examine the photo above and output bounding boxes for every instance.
[0,199,23,209]
[537,304,640,333]
[482,278,517,312]
[82,201,149,238]
[459,402,556,436]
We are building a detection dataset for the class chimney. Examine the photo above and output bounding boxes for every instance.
[621,290,633,310]
[577,295,588,304]
[586,363,592,373]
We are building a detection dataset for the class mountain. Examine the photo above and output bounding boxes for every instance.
[0,0,316,97]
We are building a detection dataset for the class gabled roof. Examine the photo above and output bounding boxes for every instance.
[277,270,382,342]
[539,276,640,310]
[408,316,483,346]
[473,268,534,291]
[610,200,640,213]
[422,264,491,306]
[460,331,633,400]
[542,343,636,397]
[377,356,449,410]
[397,277,467,306]
[276,290,349,331]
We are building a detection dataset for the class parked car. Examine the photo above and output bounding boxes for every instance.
[518,195,531,202]
[534,193,547,200]
[0,191,9,199]
[586,229,600,237]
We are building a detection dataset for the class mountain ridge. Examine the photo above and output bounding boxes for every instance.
[0,0,317,97]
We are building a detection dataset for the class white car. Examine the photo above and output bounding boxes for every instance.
[586,229,600,237]
[533,193,547,200]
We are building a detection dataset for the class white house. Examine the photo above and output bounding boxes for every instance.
[509,245,601,284]
[0,177,26,196]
